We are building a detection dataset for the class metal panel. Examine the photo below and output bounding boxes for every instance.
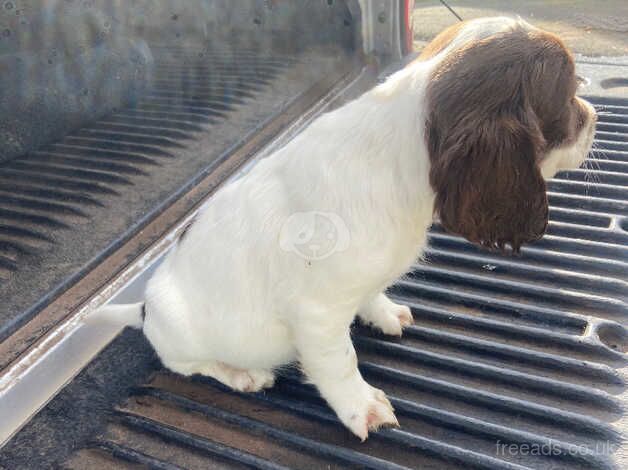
[0,46,353,340]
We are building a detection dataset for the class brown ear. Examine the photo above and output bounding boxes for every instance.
[428,114,548,252]
[425,28,561,252]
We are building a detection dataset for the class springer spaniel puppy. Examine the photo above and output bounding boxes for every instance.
[91,17,596,440]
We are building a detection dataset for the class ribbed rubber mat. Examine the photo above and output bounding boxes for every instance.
[61,96,627,470]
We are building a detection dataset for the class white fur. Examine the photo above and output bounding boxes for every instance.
[143,63,432,439]
[541,98,597,179]
[90,18,596,440]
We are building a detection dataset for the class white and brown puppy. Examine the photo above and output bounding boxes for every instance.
[91,17,597,440]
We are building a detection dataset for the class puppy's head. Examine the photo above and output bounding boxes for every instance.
[422,18,596,252]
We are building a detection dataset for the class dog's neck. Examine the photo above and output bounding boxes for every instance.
[278,60,437,237]
[363,61,436,223]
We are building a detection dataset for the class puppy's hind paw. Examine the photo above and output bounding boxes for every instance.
[198,361,275,393]
[230,368,276,392]
[394,305,414,327]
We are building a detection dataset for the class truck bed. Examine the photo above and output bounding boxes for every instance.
[2,92,627,470]
[0,2,626,468]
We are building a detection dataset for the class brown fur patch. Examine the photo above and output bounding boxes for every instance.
[425,26,582,252]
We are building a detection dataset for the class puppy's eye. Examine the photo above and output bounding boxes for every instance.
[576,75,586,89]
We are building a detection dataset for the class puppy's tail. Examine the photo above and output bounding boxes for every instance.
[83,302,145,329]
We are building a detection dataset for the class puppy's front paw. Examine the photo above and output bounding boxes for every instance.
[338,384,399,441]
[370,303,413,336]
[359,295,414,337]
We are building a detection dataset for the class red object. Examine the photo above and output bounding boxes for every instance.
[401,0,415,54]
